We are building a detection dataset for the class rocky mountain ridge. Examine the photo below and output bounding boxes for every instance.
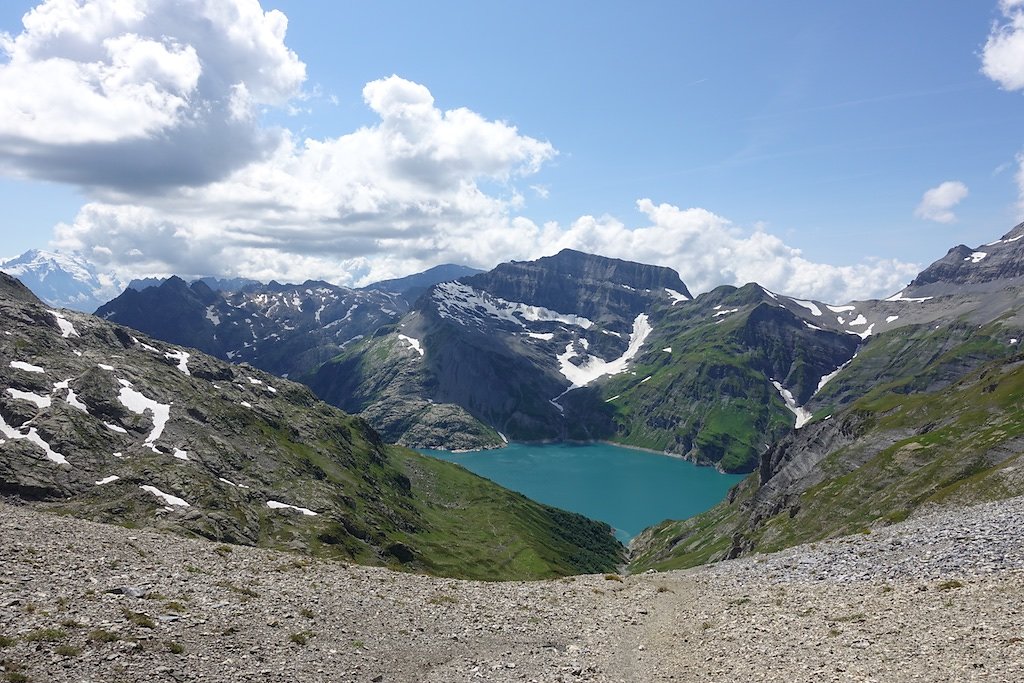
[631,223,1024,569]
[0,272,622,580]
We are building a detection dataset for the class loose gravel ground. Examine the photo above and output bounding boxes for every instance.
[3,496,1024,682]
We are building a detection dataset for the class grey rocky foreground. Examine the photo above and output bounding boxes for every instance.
[4,497,1024,682]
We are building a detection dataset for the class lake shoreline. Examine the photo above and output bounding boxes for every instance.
[421,442,745,544]
[438,437,743,476]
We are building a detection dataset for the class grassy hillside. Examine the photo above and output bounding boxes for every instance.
[630,340,1024,573]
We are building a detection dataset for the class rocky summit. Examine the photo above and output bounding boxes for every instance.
[0,272,622,581]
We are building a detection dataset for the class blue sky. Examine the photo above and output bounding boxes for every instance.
[0,0,1022,302]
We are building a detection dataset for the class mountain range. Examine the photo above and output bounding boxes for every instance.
[0,272,621,580]
[5,221,1024,575]
[0,249,124,313]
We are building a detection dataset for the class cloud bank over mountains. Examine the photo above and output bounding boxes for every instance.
[2,0,925,303]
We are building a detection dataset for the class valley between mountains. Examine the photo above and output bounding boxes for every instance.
[2,220,1024,680]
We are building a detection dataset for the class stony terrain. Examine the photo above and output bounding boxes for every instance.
[4,495,1024,682]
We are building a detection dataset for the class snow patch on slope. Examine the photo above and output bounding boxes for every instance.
[0,411,68,464]
[790,299,822,316]
[164,350,190,375]
[10,361,44,373]
[50,310,79,338]
[771,380,812,429]
[397,334,424,357]
[117,385,171,452]
[267,500,318,516]
[664,288,689,304]
[556,314,652,390]
[433,281,594,330]
[140,485,189,507]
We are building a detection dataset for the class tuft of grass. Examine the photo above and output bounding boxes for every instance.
[288,632,310,646]
[215,581,259,600]
[87,629,120,643]
[352,639,365,649]
[427,594,457,605]
[5,672,29,683]
[655,585,673,594]
[121,609,155,629]
[167,641,185,655]
[299,608,315,619]
[54,645,81,657]
[59,619,81,630]
[603,573,623,582]
[23,629,67,643]
[938,579,965,591]
[0,636,15,648]
[214,545,233,556]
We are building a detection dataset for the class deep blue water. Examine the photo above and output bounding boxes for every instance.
[420,442,746,543]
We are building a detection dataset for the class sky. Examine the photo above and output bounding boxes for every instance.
[0,0,1023,303]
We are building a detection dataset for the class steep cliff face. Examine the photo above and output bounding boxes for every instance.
[0,273,623,580]
[462,249,692,330]
[310,251,694,448]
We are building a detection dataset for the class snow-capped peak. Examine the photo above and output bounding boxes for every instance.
[0,249,123,312]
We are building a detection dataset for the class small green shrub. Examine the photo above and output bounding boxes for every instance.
[87,629,120,643]
[121,610,155,629]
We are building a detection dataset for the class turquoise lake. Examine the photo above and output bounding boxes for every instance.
[420,442,746,543]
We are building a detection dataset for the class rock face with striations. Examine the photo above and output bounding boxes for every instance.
[903,221,1024,296]
[0,272,622,580]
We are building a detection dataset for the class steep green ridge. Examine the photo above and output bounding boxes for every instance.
[1,273,621,580]
[563,284,858,472]
[629,326,1024,572]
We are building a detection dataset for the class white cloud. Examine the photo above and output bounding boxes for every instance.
[914,180,969,223]
[53,74,558,286]
[536,200,920,303]
[982,1,1024,90]
[0,0,306,190]
[14,1,916,305]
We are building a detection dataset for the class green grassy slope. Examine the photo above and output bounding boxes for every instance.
[629,342,1024,573]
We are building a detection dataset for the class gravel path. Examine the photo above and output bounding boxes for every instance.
[3,496,1024,681]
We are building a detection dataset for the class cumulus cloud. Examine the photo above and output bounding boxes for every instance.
[20,1,917,304]
[983,0,1024,90]
[0,0,306,192]
[914,181,969,223]
[53,74,558,285]
[535,200,920,303]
